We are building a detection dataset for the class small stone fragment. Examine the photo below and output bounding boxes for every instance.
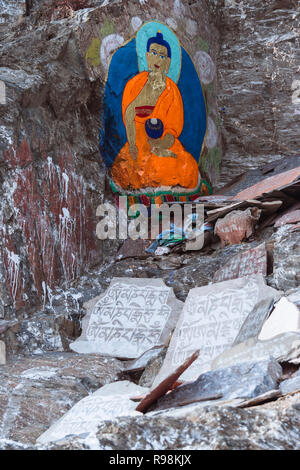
[214,208,261,247]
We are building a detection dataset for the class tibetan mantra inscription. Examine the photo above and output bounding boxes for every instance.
[70,278,183,358]
[213,243,267,283]
[152,274,280,385]
[100,21,210,204]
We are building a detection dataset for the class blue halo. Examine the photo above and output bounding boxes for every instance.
[136,22,181,83]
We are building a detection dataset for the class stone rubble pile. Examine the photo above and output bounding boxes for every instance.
[0,147,299,451]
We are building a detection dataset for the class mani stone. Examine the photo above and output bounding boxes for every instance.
[213,243,267,283]
[152,274,280,385]
[212,332,300,371]
[37,381,148,446]
[272,231,300,291]
[70,278,183,359]
[258,297,300,341]
[151,358,282,412]
[0,341,5,365]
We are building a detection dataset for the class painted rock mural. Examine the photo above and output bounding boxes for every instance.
[100,21,211,203]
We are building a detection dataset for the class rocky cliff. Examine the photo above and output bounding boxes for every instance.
[0,0,299,451]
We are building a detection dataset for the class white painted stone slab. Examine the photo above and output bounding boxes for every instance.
[258,297,300,341]
[212,332,300,370]
[152,274,280,386]
[0,340,5,365]
[37,381,148,445]
[70,278,183,359]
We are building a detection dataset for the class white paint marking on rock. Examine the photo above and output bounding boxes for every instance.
[194,50,216,85]
[206,116,218,149]
[166,18,177,30]
[0,341,5,365]
[100,34,124,71]
[0,80,6,104]
[131,16,142,32]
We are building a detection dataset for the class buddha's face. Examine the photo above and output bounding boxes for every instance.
[146,43,171,75]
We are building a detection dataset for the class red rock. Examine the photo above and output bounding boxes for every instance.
[4,140,33,169]
[214,208,261,247]
[2,140,98,310]
[231,166,300,201]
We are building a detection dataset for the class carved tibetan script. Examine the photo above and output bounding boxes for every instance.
[70,278,183,358]
[213,243,267,283]
[152,275,273,385]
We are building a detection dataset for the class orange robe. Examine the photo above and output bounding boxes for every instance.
[111,71,199,190]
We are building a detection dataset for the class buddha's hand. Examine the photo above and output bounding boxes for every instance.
[148,134,176,158]
[129,144,138,161]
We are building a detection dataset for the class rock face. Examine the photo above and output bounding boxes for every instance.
[213,0,300,189]
[0,0,25,25]
[0,0,221,320]
[0,353,123,444]
[91,402,300,450]
[0,18,105,318]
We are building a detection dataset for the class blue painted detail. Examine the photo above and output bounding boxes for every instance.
[136,22,181,83]
[99,38,138,168]
[177,47,207,162]
[145,118,164,139]
[147,32,172,58]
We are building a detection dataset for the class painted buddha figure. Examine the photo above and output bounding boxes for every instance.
[111,31,200,192]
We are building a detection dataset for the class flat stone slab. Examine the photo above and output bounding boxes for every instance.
[151,358,282,412]
[123,346,165,373]
[37,381,148,446]
[0,353,123,444]
[152,274,280,385]
[70,278,183,359]
[258,297,300,341]
[212,332,300,370]
[213,243,267,283]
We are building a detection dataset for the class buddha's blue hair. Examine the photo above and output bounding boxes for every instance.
[147,32,172,58]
